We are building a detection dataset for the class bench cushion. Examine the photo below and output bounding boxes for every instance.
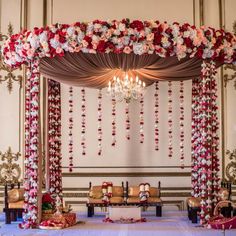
[9,200,24,209]
[186,197,201,208]
[89,186,124,199]
[113,186,123,197]
[127,197,161,204]
[129,186,160,197]
[88,197,124,204]
[8,188,24,203]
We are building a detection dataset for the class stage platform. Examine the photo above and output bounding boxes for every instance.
[0,210,235,236]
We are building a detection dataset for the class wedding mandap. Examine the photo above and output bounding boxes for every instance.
[2,19,236,229]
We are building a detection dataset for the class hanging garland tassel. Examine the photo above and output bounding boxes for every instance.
[48,80,62,196]
[140,92,144,143]
[168,81,173,157]
[111,94,116,146]
[81,88,86,155]
[20,60,40,229]
[97,89,102,155]
[191,77,201,199]
[209,61,220,208]
[125,101,130,140]
[179,80,184,168]
[68,86,73,172]
[154,81,159,151]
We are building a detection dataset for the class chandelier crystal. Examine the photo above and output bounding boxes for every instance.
[107,74,146,103]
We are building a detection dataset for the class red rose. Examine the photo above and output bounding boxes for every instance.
[42,193,54,203]
[97,40,106,53]
[130,20,144,31]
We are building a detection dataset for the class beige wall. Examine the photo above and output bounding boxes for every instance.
[0,0,235,210]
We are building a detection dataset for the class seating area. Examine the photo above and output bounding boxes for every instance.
[3,183,24,224]
[87,181,162,217]
[186,181,236,223]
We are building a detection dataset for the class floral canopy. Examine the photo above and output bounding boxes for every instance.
[2,19,236,228]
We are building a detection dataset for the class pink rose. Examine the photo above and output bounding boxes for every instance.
[123,46,132,54]
[146,33,154,41]
[27,48,34,57]
[23,43,30,50]
[56,47,62,54]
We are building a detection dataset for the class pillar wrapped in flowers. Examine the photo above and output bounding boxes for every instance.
[21,59,41,229]
[191,61,220,225]
[47,79,62,197]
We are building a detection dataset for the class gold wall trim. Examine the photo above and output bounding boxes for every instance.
[62,172,191,177]
[62,166,191,169]
[199,0,204,25]
[219,0,226,179]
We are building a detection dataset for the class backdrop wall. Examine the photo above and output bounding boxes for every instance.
[0,0,235,211]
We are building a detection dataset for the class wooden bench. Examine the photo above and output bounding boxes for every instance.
[126,181,162,217]
[86,182,125,217]
[3,183,24,224]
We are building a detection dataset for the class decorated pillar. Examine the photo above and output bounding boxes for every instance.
[47,79,62,197]
[21,59,41,229]
[194,61,219,224]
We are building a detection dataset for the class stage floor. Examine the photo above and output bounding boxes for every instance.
[0,210,235,236]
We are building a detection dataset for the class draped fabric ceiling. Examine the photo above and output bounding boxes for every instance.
[40,52,221,87]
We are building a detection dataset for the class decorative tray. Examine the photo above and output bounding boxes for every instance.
[39,225,63,230]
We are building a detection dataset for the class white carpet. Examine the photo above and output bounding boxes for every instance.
[0,210,235,236]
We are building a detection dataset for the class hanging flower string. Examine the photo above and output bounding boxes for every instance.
[68,86,73,172]
[154,81,159,151]
[125,101,130,140]
[179,80,184,168]
[21,67,31,229]
[139,92,144,143]
[111,94,116,146]
[20,60,40,229]
[209,61,220,207]
[48,80,62,196]
[191,77,201,199]
[97,89,102,155]
[81,88,86,155]
[199,61,215,225]
[168,81,173,157]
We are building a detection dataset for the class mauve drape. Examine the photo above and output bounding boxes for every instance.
[39,52,205,88]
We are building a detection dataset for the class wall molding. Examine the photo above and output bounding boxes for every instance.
[62,172,191,178]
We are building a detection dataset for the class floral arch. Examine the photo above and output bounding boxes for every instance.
[2,19,236,228]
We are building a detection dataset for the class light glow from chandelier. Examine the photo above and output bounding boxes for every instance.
[107,74,146,103]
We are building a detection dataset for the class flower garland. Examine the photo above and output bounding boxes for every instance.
[139,183,150,203]
[48,80,62,196]
[168,81,173,158]
[125,101,130,140]
[68,86,73,172]
[97,89,102,155]
[21,66,31,229]
[198,61,219,225]
[102,182,113,204]
[191,77,201,198]
[179,80,184,168]
[154,81,159,151]
[139,92,144,144]
[3,20,236,68]
[209,61,220,206]
[20,59,40,229]
[81,88,86,156]
[111,94,116,146]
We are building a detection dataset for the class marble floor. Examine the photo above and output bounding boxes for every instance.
[0,210,235,236]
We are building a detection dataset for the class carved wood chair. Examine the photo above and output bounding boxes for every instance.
[187,181,232,223]
[3,183,24,224]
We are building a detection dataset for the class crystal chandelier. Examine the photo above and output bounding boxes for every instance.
[107,74,146,103]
